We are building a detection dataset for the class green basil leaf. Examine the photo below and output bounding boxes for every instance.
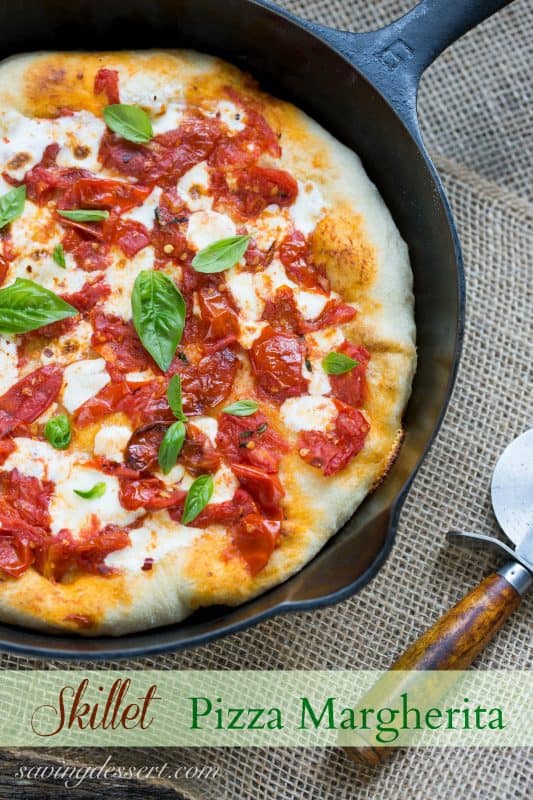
[167,374,187,422]
[0,186,26,229]
[103,103,154,144]
[74,482,107,500]
[322,352,359,375]
[44,414,71,450]
[58,209,109,223]
[182,474,214,525]
[0,278,78,334]
[131,270,186,372]
[223,400,259,417]
[158,421,186,475]
[192,235,250,273]
[52,243,66,268]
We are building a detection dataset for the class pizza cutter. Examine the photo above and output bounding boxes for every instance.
[344,428,532,765]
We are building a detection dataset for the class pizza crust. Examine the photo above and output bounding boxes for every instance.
[0,50,415,635]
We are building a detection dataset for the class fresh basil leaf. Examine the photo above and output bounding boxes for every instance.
[0,278,78,334]
[223,400,259,417]
[322,352,359,375]
[103,103,154,144]
[131,270,186,372]
[158,421,186,475]
[0,186,26,229]
[44,414,71,450]
[58,209,109,223]
[167,375,187,422]
[52,243,66,268]
[192,235,250,274]
[74,482,107,500]
[182,474,214,525]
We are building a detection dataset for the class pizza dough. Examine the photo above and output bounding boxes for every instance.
[0,51,415,635]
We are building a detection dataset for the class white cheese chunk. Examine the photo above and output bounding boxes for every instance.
[122,186,162,228]
[177,161,213,212]
[93,424,133,463]
[238,320,268,349]
[290,180,327,235]
[151,104,186,135]
[0,336,18,396]
[207,100,246,133]
[225,270,264,323]
[186,210,236,251]
[102,246,156,320]
[280,395,337,433]
[49,465,140,536]
[211,462,239,503]
[105,510,203,571]
[249,207,292,250]
[53,111,107,173]
[125,370,156,383]
[40,320,94,367]
[294,290,329,321]
[304,357,331,396]
[191,415,218,444]
[62,359,110,413]
[1,438,69,482]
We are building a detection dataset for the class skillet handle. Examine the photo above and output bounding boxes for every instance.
[343,562,530,766]
[309,0,513,136]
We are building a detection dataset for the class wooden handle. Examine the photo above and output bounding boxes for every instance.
[344,572,522,766]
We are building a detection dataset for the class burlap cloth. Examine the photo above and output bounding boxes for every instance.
[0,2,531,798]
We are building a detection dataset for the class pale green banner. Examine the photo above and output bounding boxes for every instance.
[0,670,530,747]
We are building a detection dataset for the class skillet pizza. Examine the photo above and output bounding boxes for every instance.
[0,51,415,634]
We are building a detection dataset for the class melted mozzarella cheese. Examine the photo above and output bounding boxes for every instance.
[0,336,18,396]
[53,111,107,173]
[104,510,203,571]
[2,437,69,482]
[102,246,156,320]
[93,424,133,463]
[306,327,345,354]
[290,180,327,235]
[192,415,218,444]
[225,270,264,322]
[62,358,110,413]
[211,462,239,503]
[49,465,140,536]
[177,161,213,212]
[123,186,162,228]
[280,395,337,433]
[40,319,94,367]
[186,210,236,250]
[207,100,246,133]
[0,110,106,179]
[304,357,331,396]
[151,104,186,135]
[249,206,292,250]
[125,370,156,383]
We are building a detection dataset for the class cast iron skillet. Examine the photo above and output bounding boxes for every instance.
[0,0,511,658]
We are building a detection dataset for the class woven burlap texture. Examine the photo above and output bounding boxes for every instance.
[1,2,531,799]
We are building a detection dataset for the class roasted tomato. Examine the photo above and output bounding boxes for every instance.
[119,478,185,511]
[174,347,238,414]
[278,231,327,291]
[328,341,370,408]
[300,300,356,333]
[98,115,222,187]
[125,421,169,471]
[0,469,53,535]
[62,278,110,313]
[215,411,287,473]
[0,438,15,465]
[62,225,111,272]
[35,525,130,582]
[91,311,158,378]
[231,463,284,517]
[249,326,307,402]
[104,216,151,257]
[233,514,281,576]
[62,178,151,212]
[209,91,281,169]
[74,381,131,427]
[0,535,34,578]
[0,365,62,424]
[168,487,257,528]
[94,68,120,104]
[298,403,370,476]
[213,165,298,220]
[23,143,92,205]
[197,286,239,344]
[179,423,221,476]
